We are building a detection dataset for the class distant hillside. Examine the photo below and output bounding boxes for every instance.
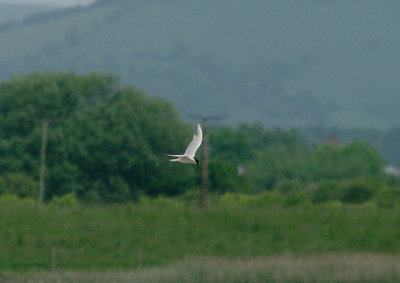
[0,0,399,128]
[0,4,53,24]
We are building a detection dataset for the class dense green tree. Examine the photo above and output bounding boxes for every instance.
[311,177,382,204]
[209,125,310,192]
[310,142,385,180]
[0,72,390,202]
[210,125,385,192]
[208,158,246,193]
[209,126,253,164]
[0,72,197,201]
[49,87,197,201]
[245,144,310,191]
[0,72,117,138]
[302,126,400,167]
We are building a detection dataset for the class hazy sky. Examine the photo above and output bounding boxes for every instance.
[0,0,95,6]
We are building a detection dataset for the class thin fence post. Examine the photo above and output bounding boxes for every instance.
[38,120,49,206]
[137,249,142,270]
[51,247,56,272]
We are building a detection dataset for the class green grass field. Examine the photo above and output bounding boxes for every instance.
[1,198,400,282]
[1,199,400,275]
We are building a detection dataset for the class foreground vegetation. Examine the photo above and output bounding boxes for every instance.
[1,197,400,273]
[4,254,400,283]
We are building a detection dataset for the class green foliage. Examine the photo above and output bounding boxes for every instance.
[0,72,197,202]
[0,194,35,206]
[339,178,375,204]
[0,72,391,204]
[210,125,311,192]
[311,178,379,204]
[303,126,400,167]
[311,142,385,180]
[55,87,196,201]
[242,192,285,207]
[243,141,384,192]
[176,188,201,206]
[219,190,311,208]
[50,193,78,207]
[0,72,118,179]
[0,72,117,138]
[274,179,305,194]
[209,124,308,163]
[375,186,400,209]
[0,173,38,198]
[208,158,239,193]
[311,180,342,203]
[219,192,285,207]
[209,125,254,163]
[139,194,183,209]
[209,123,386,197]
[215,178,399,208]
[282,190,312,207]
[246,144,310,190]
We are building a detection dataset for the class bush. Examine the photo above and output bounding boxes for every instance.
[0,173,38,198]
[274,179,305,193]
[243,193,285,207]
[375,186,400,208]
[311,142,385,180]
[311,178,377,204]
[339,178,374,204]
[219,192,244,206]
[51,193,78,207]
[219,192,285,207]
[282,190,312,207]
[177,188,201,205]
[311,180,341,203]
[138,195,182,208]
[209,158,240,193]
[320,200,343,209]
[0,194,35,206]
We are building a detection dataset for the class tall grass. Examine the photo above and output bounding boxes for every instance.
[4,254,400,283]
[1,200,400,272]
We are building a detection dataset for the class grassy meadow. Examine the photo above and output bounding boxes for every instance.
[1,196,400,282]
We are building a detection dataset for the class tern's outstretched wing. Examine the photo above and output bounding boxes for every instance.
[165,154,183,157]
[184,124,202,157]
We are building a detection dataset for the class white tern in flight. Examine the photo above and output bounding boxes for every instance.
[166,124,202,167]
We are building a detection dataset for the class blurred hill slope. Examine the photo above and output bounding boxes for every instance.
[0,0,399,128]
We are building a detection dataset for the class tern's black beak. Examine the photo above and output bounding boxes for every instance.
[194,157,199,168]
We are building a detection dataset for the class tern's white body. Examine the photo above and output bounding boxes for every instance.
[166,124,202,166]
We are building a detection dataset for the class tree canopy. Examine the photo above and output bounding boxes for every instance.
[0,72,197,201]
[0,72,388,203]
